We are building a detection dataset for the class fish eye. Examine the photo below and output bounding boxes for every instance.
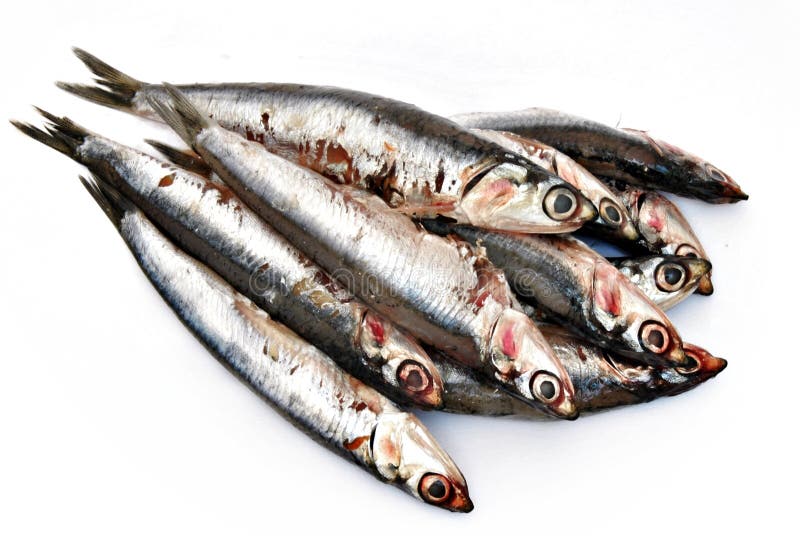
[396,360,432,393]
[639,321,671,354]
[675,244,701,258]
[599,198,623,227]
[543,187,578,220]
[419,473,452,505]
[705,164,729,183]
[655,262,687,292]
[530,372,561,403]
[676,355,701,375]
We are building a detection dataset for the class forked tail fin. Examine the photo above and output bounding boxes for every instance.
[10,108,90,158]
[57,48,143,111]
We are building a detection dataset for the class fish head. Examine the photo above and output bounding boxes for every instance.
[590,260,688,367]
[624,129,748,202]
[630,190,714,296]
[596,195,640,241]
[371,412,473,512]
[618,255,712,310]
[458,162,596,233]
[656,342,728,395]
[487,309,578,419]
[359,311,444,409]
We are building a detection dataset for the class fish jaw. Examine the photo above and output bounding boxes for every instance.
[371,412,473,512]
[358,311,444,409]
[456,163,596,233]
[695,274,715,295]
[487,309,578,419]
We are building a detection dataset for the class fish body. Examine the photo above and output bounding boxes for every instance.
[470,129,638,242]
[72,179,472,511]
[60,49,597,233]
[452,108,747,203]
[13,113,444,408]
[610,255,711,309]
[146,86,579,419]
[422,220,687,367]
[435,325,726,417]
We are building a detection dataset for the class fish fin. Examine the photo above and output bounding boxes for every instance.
[78,174,132,229]
[147,83,209,148]
[10,108,89,157]
[57,48,143,111]
[145,139,213,178]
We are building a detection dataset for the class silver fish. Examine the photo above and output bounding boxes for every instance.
[13,112,444,409]
[434,325,726,417]
[610,182,714,295]
[147,85,579,419]
[421,221,688,368]
[452,108,748,203]
[610,255,712,310]
[74,177,473,512]
[470,129,639,242]
[59,49,597,233]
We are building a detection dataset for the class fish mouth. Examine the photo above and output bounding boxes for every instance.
[695,274,714,295]
[619,219,641,241]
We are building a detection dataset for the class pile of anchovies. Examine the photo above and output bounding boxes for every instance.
[13,49,747,513]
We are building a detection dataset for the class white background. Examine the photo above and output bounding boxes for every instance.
[2,1,797,533]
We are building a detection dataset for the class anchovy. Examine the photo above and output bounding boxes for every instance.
[59,49,597,233]
[610,255,711,310]
[13,112,445,409]
[72,177,473,511]
[146,85,579,419]
[421,220,687,367]
[610,182,714,295]
[452,108,748,203]
[470,129,639,242]
[434,325,726,417]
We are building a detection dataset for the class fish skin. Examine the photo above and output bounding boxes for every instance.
[12,112,444,409]
[610,255,711,310]
[421,220,688,368]
[147,85,579,419]
[58,49,597,233]
[433,325,726,417]
[470,129,639,242]
[452,108,748,204]
[75,178,472,512]
[609,182,714,295]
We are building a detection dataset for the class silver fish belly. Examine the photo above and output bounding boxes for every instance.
[76,178,474,512]
[146,86,579,419]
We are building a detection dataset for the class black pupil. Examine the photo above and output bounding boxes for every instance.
[604,205,621,222]
[540,380,556,399]
[647,330,665,349]
[664,266,682,285]
[553,193,573,214]
[428,480,446,499]
[405,369,423,389]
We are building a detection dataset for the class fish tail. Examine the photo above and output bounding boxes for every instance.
[78,173,135,229]
[57,48,143,111]
[10,108,90,158]
[147,83,209,148]
[145,139,213,178]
